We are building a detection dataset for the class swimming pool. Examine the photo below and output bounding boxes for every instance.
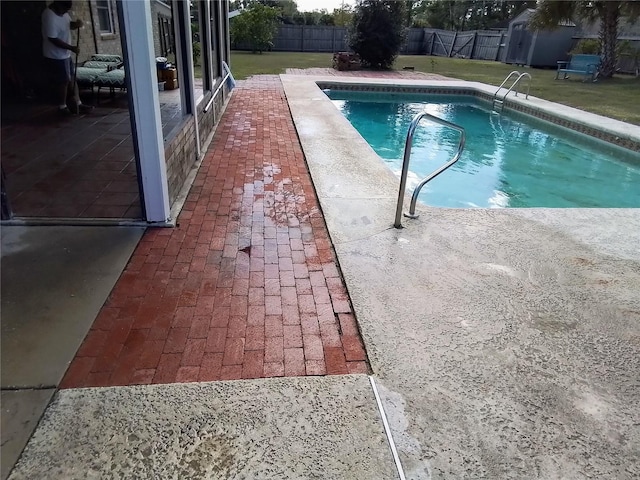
[326,90,640,208]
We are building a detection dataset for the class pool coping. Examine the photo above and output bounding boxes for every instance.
[292,76,640,152]
[281,72,640,252]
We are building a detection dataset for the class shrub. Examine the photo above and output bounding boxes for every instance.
[348,0,407,69]
[192,41,201,65]
[571,38,600,55]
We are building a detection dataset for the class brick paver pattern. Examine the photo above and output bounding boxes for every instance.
[60,75,368,388]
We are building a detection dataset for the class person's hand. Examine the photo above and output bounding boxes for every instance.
[70,46,79,54]
[76,19,84,29]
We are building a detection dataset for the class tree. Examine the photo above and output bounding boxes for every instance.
[404,0,421,27]
[415,1,536,30]
[531,1,640,79]
[319,10,335,26]
[348,0,408,69]
[420,0,471,30]
[332,3,354,26]
[230,2,279,53]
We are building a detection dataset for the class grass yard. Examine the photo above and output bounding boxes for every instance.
[229,51,640,125]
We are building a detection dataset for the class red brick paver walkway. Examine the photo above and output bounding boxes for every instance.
[60,75,368,388]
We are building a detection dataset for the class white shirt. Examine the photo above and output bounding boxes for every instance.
[42,8,71,59]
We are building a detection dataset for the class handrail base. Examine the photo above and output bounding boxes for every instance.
[403,212,419,219]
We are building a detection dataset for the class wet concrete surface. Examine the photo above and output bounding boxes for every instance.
[283,74,640,479]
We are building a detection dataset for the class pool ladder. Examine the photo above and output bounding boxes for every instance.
[492,71,531,113]
[394,112,466,228]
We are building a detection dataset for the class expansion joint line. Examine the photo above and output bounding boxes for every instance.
[335,226,396,246]
[369,376,406,480]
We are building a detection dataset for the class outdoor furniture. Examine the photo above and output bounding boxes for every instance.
[75,62,118,88]
[555,54,601,82]
[94,68,126,98]
[75,65,106,90]
[90,54,122,63]
[75,55,126,101]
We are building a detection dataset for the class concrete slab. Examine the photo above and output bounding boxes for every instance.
[1,226,145,388]
[283,75,640,478]
[1,389,55,480]
[1,226,144,479]
[338,208,640,479]
[8,376,399,479]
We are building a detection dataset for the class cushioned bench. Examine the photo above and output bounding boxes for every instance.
[556,54,601,82]
[90,54,122,63]
[94,68,126,96]
[75,54,125,101]
[75,66,106,89]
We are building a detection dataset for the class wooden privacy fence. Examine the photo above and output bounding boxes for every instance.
[233,25,507,60]
[420,29,507,60]
[233,24,349,52]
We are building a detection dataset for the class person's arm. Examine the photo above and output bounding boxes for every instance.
[48,37,78,54]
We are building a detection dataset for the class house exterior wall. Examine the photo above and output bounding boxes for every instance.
[68,0,231,221]
[71,0,123,63]
[151,1,173,57]
[151,3,162,57]
[160,0,231,212]
[91,0,123,59]
[197,85,228,151]
[165,117,198,203]
[163,70,230,208]
[70,1,96,63]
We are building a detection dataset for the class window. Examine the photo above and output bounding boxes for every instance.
[158,15,173,56]
[96,0,115,34]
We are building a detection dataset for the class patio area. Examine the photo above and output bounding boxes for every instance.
[1,84,188,220]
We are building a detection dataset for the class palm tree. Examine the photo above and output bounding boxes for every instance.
[531,1,640,79]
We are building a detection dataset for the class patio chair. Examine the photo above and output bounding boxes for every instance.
[75,55,124,93]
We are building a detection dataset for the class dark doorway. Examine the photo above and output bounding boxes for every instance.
[506,22,533,65]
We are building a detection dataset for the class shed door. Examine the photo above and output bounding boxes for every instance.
[507,22,533,65]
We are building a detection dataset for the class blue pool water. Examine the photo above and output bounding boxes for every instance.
[326,91,640,208]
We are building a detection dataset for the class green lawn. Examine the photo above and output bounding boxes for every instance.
[229,51,640,125]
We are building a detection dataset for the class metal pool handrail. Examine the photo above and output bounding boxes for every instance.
[394,112,466,229]
[493,71,532,112]
[493,70,521,101]
[504,72,531,99]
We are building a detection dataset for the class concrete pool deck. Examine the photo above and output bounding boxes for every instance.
[282,74,640,477]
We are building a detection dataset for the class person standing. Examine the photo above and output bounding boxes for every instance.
[42,0,92,114]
